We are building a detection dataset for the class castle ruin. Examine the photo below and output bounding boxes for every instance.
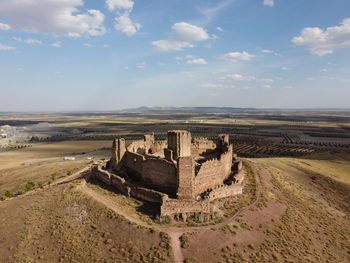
[92,130,244,220]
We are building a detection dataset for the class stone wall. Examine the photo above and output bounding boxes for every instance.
[160,198,210,216]
[130,186,168,204]
[177,156,194,199]
[208,181,243,201]
[151,140,167,156]
[110,174,130,195]
[92,165,167,204]
[194,144,233,196]
[93,165,111,185]
[111,138,126,171]
[142,157,177,195]
[168,130,191,159]
[123,151,145,177]
[191,137,216,155]
[127,140,145,153]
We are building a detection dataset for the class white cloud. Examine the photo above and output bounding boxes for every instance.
[13,37,43,45]
[152,40,194,52]
[0,1,106,37]
[222,51,254,62]
[320,68,328,72]
[261,49,274,53]
[219,74,274,83]
[136,62,146,69]
[216,26,224,32]
[106,0,140,37]
[152,22,209,52]
[281,66,290,71]
[198,0,233,25]
[187,58,208,65]
[173,22,209,42]
[220,74,256,82]
[114,13,141,36]
[25,39,43,45]
[257,78,274,83]
[0,23,10,31]
[83,43,93,47]
[261,84,272,89]
[0,43,16,50]
[292,18,350,56]
[51,42,61,48]
[263,0,274,7]
[106,0,134,11]
[200,83,236,89]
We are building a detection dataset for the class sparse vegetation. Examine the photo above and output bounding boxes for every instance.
[4,190,13,198]
[1,113,349,263]
[24,181,35,191]
[180,233,190,248]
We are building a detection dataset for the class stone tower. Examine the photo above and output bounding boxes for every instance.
[166,130,194,199]
[167,130,191,160]
[111,138,126,171]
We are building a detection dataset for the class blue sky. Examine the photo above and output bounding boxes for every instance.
[0,0,349,111]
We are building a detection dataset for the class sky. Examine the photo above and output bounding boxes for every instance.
[0,0,350,111]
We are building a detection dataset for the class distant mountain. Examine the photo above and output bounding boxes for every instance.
[120,106,259,113]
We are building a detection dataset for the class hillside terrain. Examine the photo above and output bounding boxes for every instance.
[0,112,349,263]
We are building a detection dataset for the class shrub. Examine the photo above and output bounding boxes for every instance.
[180,233,190,248]
[38,182,43,189]
[66,171,72,176]
[25,181,35,191]
[50,173,57,181]
[4,190,13,198]
[16,191,23,196]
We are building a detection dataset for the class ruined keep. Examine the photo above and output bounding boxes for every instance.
[92,130,244,219]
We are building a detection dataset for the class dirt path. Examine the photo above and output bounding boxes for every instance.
[78,178,151,228]
[167,230,185,263]
[77,164,264,263]
[2,163,263,263]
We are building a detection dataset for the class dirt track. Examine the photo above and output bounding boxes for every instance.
[78,166,263,263]
[1,164,262,263]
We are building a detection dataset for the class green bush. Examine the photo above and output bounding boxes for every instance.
[66,171,72,176]
[180,234,190,248]
[50,173,57,181]
[4,190,13,198]
[25,181,36,191]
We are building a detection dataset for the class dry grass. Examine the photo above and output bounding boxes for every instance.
[0,140,111,198]
[0,181,173,263]
[182,157,350,263]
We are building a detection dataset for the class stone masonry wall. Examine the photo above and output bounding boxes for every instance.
[208,181,243,201]
[194,144,233,196]
[123,151,145,177]
[191,137,216,155]
[92,165,167,204]
[168,130,191,159]
[160,198,210,216]
[142,157,177,195]
[127,140,145,154]
[177,156,194,199]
